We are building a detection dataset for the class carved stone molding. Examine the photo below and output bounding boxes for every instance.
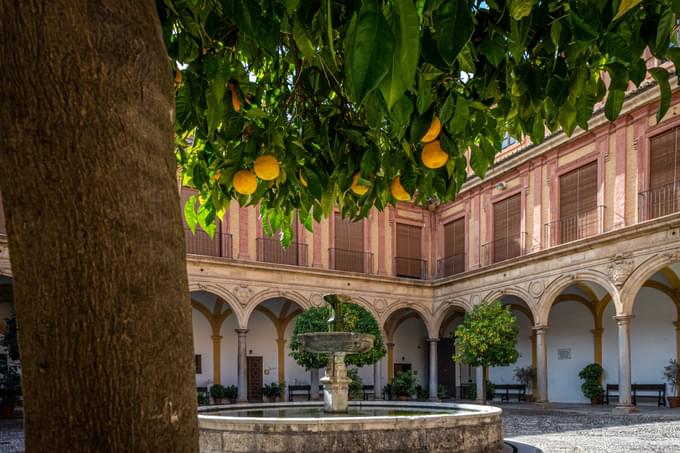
[528,280,545,298]
[373,298,387,313]
[234,284,253,305]
[607,253,635,288]
[470,294,481,306]
[310,293,323,307]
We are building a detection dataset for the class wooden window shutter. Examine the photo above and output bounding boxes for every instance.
[396,223,422,278]
[443,218,465,275]
[558,161,598,243]
[650,127,678,189]
[492,193,522,263]
[333,214,365,271]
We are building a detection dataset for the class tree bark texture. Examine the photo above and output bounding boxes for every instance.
[0,1,198,451]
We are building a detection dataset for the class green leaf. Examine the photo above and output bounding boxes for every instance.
[345,1,395,103]
[293,14,316,61]
[509,0,536,21]
[604,89,625,121]
[629,58,647,87]
[559,99,577,136]
[654,6,675,55]
[184,196,198,234]
[449,96,469,135]
[206,87,226,136]
[416,75,433,114]
[613,0,642,22]
[440,94,455,124]
[649,67,671,123]
[433,0,474,65]
[479,34,505,67]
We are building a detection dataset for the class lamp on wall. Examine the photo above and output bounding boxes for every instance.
[495,182,507,191]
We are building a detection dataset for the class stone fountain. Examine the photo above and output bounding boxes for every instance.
[196,293,505,452]
[297,294,374,413]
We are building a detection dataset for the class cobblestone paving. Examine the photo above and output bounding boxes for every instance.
[501,404,680,453]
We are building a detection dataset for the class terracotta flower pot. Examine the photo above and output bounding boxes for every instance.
[668,396,680,408]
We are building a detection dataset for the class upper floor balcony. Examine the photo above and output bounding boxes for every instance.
[184,228,232,259]
[256,237,308,267]
[482,233,527,266]
[436,253,465,278]
[544,206,605,248]
[638,181,680,222]
[394,257,428,280]
[329,248,373,274]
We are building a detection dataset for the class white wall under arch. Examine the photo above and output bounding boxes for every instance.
[489,310,532,386]
[192,307,213,387]
[602,301,618,385]
[631,287,676,389]
[219,314,239,387]
[392,317,428,387]
[547,301,594,403]
[246,310,278,386]
[284,316,311,386]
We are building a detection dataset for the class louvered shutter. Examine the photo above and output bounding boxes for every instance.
[648,127,680,218]
[558,161,597,243]
[492,193,522,263]
[333,214,365,271]
[261,214,301,265]
[396,224,422,278]
[443,218,465,275]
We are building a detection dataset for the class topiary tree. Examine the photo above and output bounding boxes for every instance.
[453,301,519,402]
[289,303,386,370]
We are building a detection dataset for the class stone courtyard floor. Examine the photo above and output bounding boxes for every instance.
[1,403,680,452]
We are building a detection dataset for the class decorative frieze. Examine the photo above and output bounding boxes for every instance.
[607,253,635,288]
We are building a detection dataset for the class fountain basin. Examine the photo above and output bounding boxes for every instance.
[198,401,503,452]
[297,332,374,354]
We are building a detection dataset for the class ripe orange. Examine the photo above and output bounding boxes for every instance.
[421,116,441,143]
[254,155,280,181]
[421,140,449,169]
[233,170,257,195]
[390,176,411,201]
[351,172,369,196]
[229,82,241,112]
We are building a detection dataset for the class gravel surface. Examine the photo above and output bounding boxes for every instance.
[501,404,680,453]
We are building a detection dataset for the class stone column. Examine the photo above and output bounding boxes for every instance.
[211,334,222,385]
[674,320,680,363]
[310,368,320,400]
[591,328,604,365]
[373,360,382,399]
[534,325,549,404]
[614,314,637,413]
[428,338,439,400]
[235,328,248,402]
[475,366,485,403]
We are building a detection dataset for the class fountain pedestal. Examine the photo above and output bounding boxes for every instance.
[320,352,352,413]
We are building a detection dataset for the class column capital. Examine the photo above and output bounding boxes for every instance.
[427,337,440,343]
[532,324,549,333]
[211,334,223,341]
[386,342,395,348]
[590,328,604,337]
[235,328,249,336]
[614,314,634,324]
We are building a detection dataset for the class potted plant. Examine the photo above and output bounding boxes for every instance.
[514,366,536,401]
[391,370,417,400]
[347,368,363,401]
[382,383,392,400]
[224,385,238,403]
[664,359,680,408]
[210,384,228,404]
[578,363,604,404]
[437,384,448,400]
[262,382,282,402]
[486,381,496,401]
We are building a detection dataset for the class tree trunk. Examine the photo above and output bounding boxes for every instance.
[0,1,198,451]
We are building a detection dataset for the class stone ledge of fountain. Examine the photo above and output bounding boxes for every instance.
[198,401,504,452]
[297,332,374,354]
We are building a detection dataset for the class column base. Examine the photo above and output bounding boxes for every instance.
[612,404,639,414]
[428,397,440,402]
[534,400,550,408]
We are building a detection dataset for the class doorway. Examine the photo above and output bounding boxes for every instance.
[247,356,263,401]
[437,338,456,398]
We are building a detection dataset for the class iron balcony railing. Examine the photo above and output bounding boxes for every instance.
[394,257,428,280]
[329,248,373,274]
[544,206,604,247]
[256,237,308,266]
[481,232,527,266]
[184,228,232,258]
[638,181,680,221]
[436,253,466,278]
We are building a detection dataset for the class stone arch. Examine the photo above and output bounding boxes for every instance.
[536,271,620,326]
[432,299,470,338]
[483,287,537,323]
[621,252,680,314]
[380,300,434,338]
[188,280,245,327]
[344,295,381,322]
[243,289,311,328]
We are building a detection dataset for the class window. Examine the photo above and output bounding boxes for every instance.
[441,218,465,276]
[490,193,522,263]
[331,214,368,272]
[501,133,518,150]
[195,354,202,374]
[556,161,598,244]
[643,127,680,219]
[395,224,425,278]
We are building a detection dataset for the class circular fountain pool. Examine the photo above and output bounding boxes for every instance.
[198,400,503,453]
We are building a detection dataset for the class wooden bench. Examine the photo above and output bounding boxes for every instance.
[605,383,666,406]
[288,384,311,401]
[633,384,666,407]
[494,384,526,402]
[362,385,375,400]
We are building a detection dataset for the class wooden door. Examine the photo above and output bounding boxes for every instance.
[247,356,263,401]
[437,338,455,398]
[393,363,412,377]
